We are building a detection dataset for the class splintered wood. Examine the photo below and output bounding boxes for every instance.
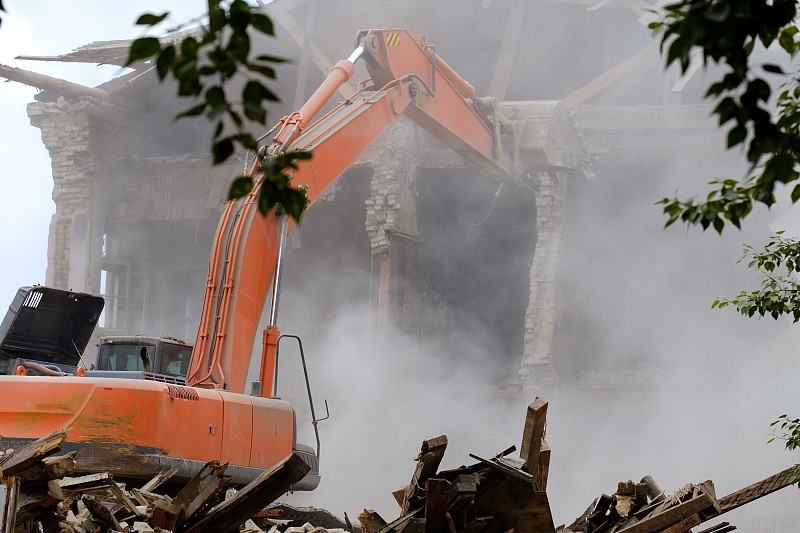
[1,397,795,533]
[0,432,309,533]
[359,397,556,533]
[556,466,800,533]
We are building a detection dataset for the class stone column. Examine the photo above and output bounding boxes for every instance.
[520,170,568,386]
[364,121,421,334]
[27,96,134,294]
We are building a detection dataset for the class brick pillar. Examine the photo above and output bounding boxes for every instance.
[364,122,420,334]
[27,96,132,294]
[520,170,568,386]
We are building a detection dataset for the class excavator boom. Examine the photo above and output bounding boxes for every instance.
[189,29,519,397]
[0,29,520,492]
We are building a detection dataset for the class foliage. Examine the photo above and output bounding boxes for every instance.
[127,1,309,221]
[0,2,4,29]
[769,415,800,479]
[712,231,800,321]
[651,1,800,474]
[651,0,800,233]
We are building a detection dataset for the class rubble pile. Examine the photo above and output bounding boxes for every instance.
[356,397,555,533]
[0,429,310,533]
[1,397,797,533]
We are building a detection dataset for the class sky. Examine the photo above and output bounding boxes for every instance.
[0,1,200,307]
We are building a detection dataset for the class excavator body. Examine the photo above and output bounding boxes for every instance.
[0,28,521,491]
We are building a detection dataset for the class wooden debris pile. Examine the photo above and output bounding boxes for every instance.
[557,464,800,533]
[357,396,557,533]
[0,430,310,533]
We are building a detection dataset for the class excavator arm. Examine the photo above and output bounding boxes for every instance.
[187,29,522,395]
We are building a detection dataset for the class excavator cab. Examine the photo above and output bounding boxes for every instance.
[94,335,193,382]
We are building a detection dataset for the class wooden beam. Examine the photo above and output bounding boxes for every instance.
[616,488,718,533]
[139,462,182,493]
[17,452,75,486]
[171,460,231,525]
[402,436,449,514]
[0,477,19,533]
[359,509,388,533]
[15,481,64,524]
[82,494,124,532]
[563,45,659,106]
[520,397,547,477]
[487,0,527,100]
[0,430,68,476]
[0,64,117,104]
[182,453,310,533]
[259,0,357,98]
[423,479,450,533]
[536,438,550,492]
[717,464,800,513]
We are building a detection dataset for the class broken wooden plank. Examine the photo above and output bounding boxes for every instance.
[17,453,75,486]
[15,480,63,524]
[423,479,450,533]
[140,461,182,493]
[359,509,389,533]
[130,487,172,508]
[0,430,68,476]
[536,438,550,491]
[151,500,181,531]
[392,485,408,508]
[182,452,310,533]
[107,482,144,519]
[717,464,800,513]
[617,488,717,533]
[171,460,230,526]
[402,435,448,514]
[58,472,113,491]
[401,517,426,533]
[696,522,733,533]
[460,516,494,533]
[468,453,534,484]
[474,474,555,533]
[0,477,20,533]
[374,508,421,533]
[82,494,123,532]
[662,512,702,533]
[519,397,547,477]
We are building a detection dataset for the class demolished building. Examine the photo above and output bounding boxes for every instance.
[0,0,739,389]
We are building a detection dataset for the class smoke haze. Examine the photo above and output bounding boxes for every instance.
[1,1,798,531]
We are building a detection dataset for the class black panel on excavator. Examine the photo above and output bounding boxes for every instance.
[0,286,104,370]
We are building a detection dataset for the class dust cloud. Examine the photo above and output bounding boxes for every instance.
[6,0,799,529]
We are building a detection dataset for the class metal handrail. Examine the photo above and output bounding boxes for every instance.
[273,334,329,459]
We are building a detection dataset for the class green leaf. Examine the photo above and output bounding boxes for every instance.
[156,45,175,80]
[763,64,784,74]
[791,184,800,203]
[135,12,169,26]
[727,125,747,148]
[702,3,730,23]
[127,37,161,66]
[175,103,207,120]
[205,86,225,108]
[250,13,275,36]
[212,138,235,164]
[228,176,254,200]
[180,36,199,59]
[255,54,288,64]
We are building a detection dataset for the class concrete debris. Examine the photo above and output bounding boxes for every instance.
[1,398,797,533]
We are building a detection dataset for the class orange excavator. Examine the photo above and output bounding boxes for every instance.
[0,29,521,488]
